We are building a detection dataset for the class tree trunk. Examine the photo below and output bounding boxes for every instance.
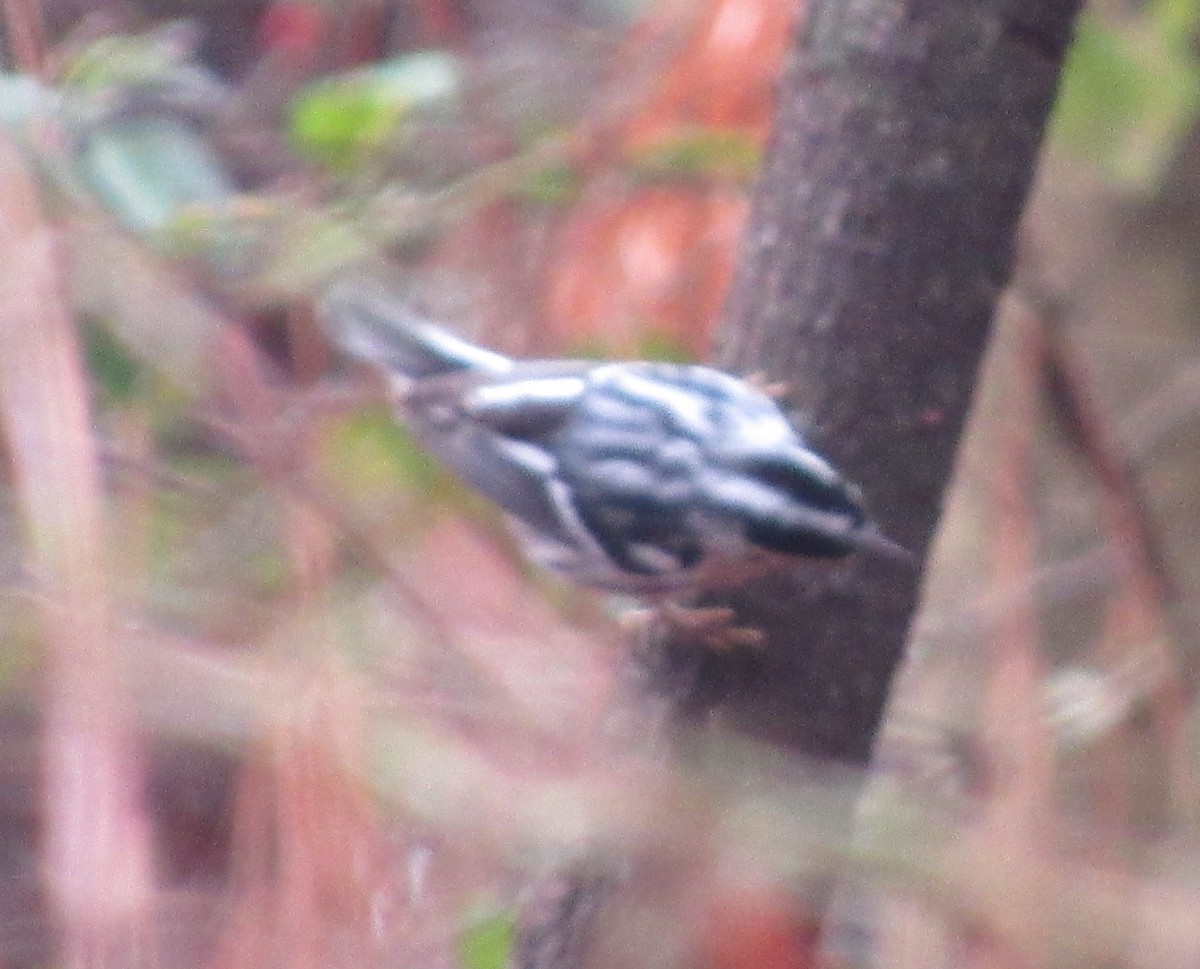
[640,0,1086,764]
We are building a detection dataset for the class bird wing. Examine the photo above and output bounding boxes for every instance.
[400,364,601,556]
[543,364,710,575]
[453,363,709,580]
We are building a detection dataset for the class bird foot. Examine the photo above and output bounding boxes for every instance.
[621,602,765,650]
[744,371,790,400]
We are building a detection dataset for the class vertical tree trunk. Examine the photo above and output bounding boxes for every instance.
[641,0,1086,764]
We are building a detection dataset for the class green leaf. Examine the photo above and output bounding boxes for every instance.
[512,161,580,206]
[79,117,235,232]
[628,126,761,183]
[563,333,694,363]
[63,21,199,90]
[289,52,461,169]
[458,908,516,969]
[1053,12,1200,190]
[636,331,694,363]
[1148,0,1200,46]
[83,319,144,402]
[318,408,443,501]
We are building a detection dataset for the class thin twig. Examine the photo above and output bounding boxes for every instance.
[1,0,45,74]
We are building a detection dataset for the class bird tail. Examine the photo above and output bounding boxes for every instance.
[317,281,512,381]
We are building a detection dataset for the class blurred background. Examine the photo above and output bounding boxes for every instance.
[0,1,1198,967]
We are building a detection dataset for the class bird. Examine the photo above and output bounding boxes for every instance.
[317,282,904,603]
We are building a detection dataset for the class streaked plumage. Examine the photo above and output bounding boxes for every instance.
[319,283,896,595]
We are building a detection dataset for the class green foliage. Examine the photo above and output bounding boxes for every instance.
[512,161,580,206]
[289,52,462,170]
[628,126,761,183]
[1053,3,1200,190]
[317,408,444,502]
[79,117,236,233]
[636,331,695,364]
[84,320,145,402]
[458,907,516,969]
[61,22,199,91]
[563,333,694,364]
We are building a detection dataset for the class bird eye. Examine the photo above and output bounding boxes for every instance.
[735,453,862,517]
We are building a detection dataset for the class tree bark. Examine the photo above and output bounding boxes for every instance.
[518,2,1085,965]
[639,0,1086,765]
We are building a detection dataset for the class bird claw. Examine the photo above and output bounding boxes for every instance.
[621,602,765,650]
[744,371,790,400]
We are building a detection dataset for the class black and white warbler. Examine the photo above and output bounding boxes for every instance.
[319,283,902,596]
